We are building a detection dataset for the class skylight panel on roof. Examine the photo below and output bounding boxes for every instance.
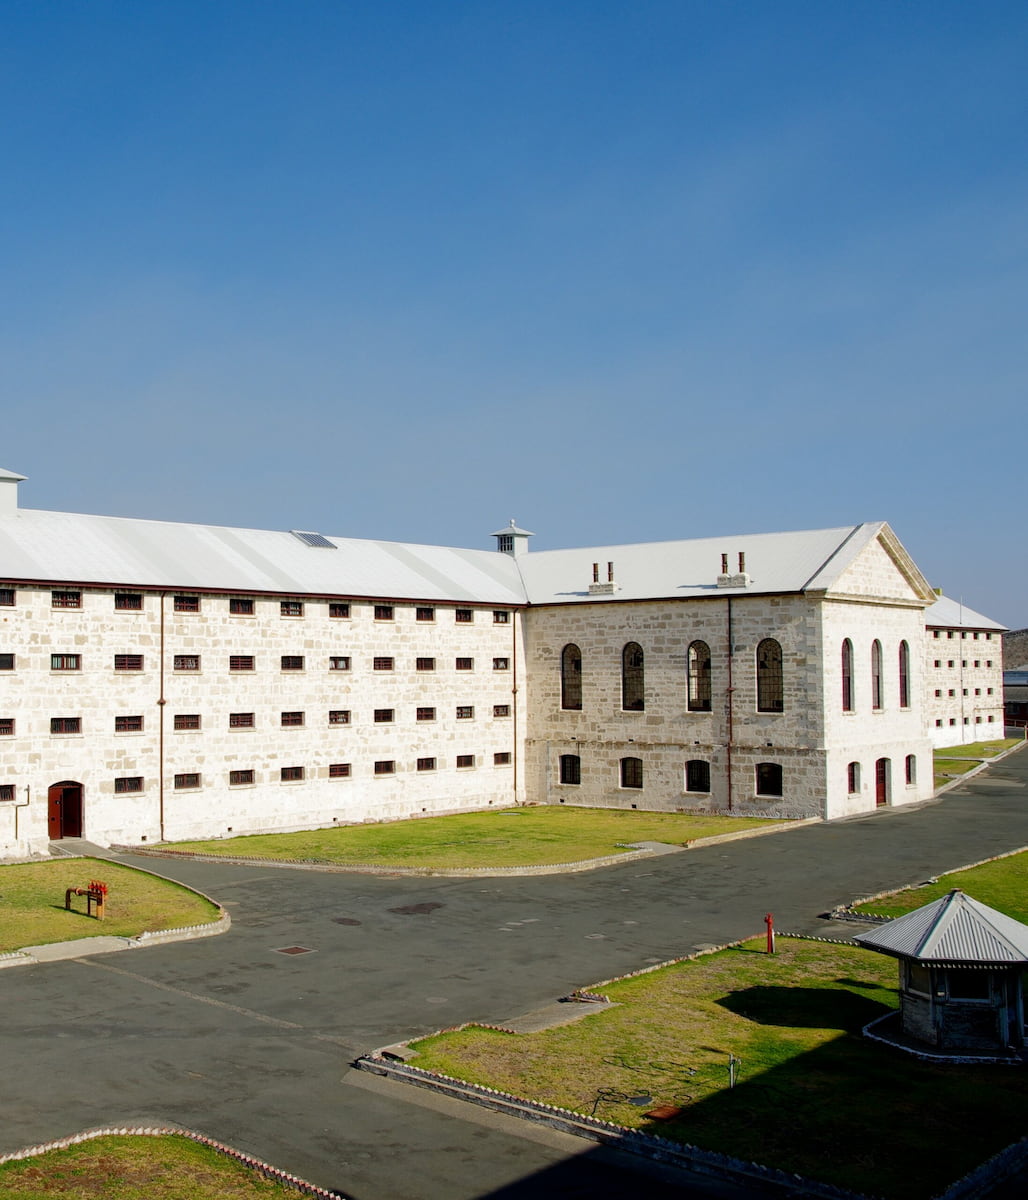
[290,530,336,549]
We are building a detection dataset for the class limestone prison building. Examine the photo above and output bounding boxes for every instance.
[0,465,989,859]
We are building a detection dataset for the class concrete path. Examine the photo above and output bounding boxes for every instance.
[1,745,1026,1199]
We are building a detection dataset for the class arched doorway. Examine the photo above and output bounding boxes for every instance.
[875,759,891,808]
[48,781,83,839]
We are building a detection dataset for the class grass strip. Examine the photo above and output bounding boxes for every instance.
[409,939,1027,1200]
[853,848,1028,922]
[0,1135,304,1198]
[0,859,219,954]
[162,807,787,868]
[934,738,1021,758]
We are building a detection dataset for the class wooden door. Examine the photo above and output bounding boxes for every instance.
[47,781,83,838]
[875,759,889,808]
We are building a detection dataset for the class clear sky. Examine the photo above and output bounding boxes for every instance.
[3,2,1026,628]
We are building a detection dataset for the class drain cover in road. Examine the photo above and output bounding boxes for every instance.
[333,917,362,926]
[274,946,316,955]
[389,902,443,915]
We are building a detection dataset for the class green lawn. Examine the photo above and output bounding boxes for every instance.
[853,848,1028,922]
[0,1135,305,1198]
[934,738,1021,758]
[161,807,787,868]
[409,938,1027,1200]
[0,859,220,954]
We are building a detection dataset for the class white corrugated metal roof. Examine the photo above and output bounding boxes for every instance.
[854,890,1028,965]
[925,594,1006,632]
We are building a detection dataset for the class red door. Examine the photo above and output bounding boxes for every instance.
[875,759,889,808]
[47,782,83,838]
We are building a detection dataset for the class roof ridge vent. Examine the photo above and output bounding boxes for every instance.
[290,530,337,549]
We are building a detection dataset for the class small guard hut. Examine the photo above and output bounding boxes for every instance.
[854,889,1028,1056]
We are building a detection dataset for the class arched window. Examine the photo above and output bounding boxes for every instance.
[847,762,861,794]
[560,644,582,711]
[905,754,916,785]
[622,643,645,711]
[620,757,643,789]
[559,754,581,785]
[871,640,883,710]
[898,641,910,709]
[685,760,710,793]
[756,762,783,796]
[841,639,854,712]
[756,639,783,712]
[687,641,712,712]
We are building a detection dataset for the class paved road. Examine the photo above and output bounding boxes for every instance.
[2,746,1026,1198]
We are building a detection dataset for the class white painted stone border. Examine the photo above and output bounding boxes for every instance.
[0,1125,347,1197]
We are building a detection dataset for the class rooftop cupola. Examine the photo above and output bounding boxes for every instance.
[492,519,533,558]
[0,468,26,517]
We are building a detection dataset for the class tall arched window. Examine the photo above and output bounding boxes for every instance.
[560,644,582,711]
[622,643,645,711]
[871,640,883,710]
[687,641,711,712]
[685,760,711,792]
[898,640,910,709]
[756,639,783,712]
[756,762,783,796]
[841,639,854,712]
[905,754,916,785]
[620,757,643,788]
[847,761,861,794]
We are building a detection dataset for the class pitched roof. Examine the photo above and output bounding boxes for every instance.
[925,594,1006,632]
[854,890,1028,966]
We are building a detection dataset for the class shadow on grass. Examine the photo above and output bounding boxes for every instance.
[716,985,888,1031]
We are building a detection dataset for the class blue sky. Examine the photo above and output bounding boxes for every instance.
[3,2,1026,627]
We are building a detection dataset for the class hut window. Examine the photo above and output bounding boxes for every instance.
[907,962,932,995]
[947,971,991,1001]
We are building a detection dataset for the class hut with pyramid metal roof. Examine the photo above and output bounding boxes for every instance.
[854,890,1028,1056]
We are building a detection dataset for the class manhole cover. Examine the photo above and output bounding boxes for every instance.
[274,946,316,956]
[389,902,443,915]
[585,933,606,940]
[333,917,362,926]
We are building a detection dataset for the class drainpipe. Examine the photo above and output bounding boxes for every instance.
[725,597,735,812]
[157,592,166,841]
[511,612,519,805]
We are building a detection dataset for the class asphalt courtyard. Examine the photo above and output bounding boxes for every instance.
[2,746,1027,1199]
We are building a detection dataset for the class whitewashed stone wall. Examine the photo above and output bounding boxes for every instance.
[0,587,526,856]
[923,626,1004,747]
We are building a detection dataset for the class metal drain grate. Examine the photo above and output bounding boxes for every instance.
[273,945,316,956]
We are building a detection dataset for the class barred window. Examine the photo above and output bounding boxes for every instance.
[0,718,13,735]
[416,607,435,622]
[685,760,710,792]
[493,657,510,671]
[560,643,582,711]
[0,654,13,670]
[493,610,510,624]
[416,657,435,671]
[174,714,201,730]
[114,654,144,671]
[174,773,201,789]
[417,757,436,771]
[281,655,305,671]
[756,639,783,712]
[0,784,13,801]
[620,757,643,788]
[230,597,255,615]
[0,588,14,606]
[115,715,144,732]
[280,600,304,617]
[229,655,255,671]
[374,760,396,775]
[416,707,436,721]
[174,655,201,672]
[51,654,81,671]
[455,657,474,671]
[115,776,143,793]
[493,704,511,717]
[559,754,581,785]
[115,593,142,611]
[373,656,394,671]
[230,769,255,785]
[756,762,783,796]
[329,602,350,618]
[329,762,351,778]
[374,605,394,620]
[229,712,255,728]
[456,754,474,768]
[281,766,304,781]
[174,595,200,612]
[455,608,473,623]
[374,708,394,723]
[494,752,511,765]
[51,717,81,734]
[687,641,711,712]
[456,706,474,719]
[52,590,81,608]
[329,709,351,725]
[281,711,305,727]
[328,656,351,672]
[622,643,644,711]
